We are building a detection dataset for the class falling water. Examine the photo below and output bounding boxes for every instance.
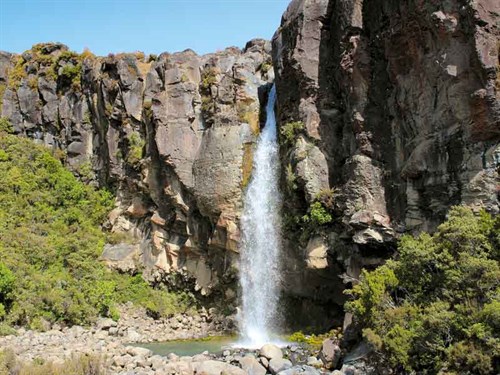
[238,85,281,347]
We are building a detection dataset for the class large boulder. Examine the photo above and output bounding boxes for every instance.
[259,344,283,360]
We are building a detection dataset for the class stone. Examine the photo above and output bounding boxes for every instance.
[306,356,322,368]
[319,339,341,369]
[305,237,329,269]
[126,329,142,342]
[96,317,117,330]
[269,358,293,374]
[101,243,140,274]
[260,344,283,360]
[126,346,152,358]
[239,355,267,375]
[194,360,246,375]
[277,365,321,375]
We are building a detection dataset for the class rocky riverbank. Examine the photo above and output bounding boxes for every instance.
[0,304,372,374]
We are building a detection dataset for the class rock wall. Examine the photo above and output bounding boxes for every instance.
[1,0,498,332]
[0,40,273,301]
[272,0,499,329]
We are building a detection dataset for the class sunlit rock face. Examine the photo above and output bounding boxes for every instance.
[0,0,498,331]
[0,39,274,298]
[272,0,499,328]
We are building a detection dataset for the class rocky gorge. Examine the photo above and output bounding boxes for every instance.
[0,0,499,373]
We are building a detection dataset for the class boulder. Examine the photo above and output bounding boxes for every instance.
[194,360,246,375]
[260,344,283,360]
[319,339,341,369]
[269,358,293,374]
[277,365,322,375]
[239,355,267,375]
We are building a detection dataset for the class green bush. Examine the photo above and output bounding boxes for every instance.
[280,121,304,144]
[0,118,13,134]
[126,132,144,165]
[309,201,333,226]
[60,63,82,90]
[200,67,217,90]
[345,206,500,374]
[0,134,194,327]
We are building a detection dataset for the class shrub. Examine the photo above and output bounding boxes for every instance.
[200,67,217,90]
[0,323,16,337]
[0,134,195,326]
[260,61,272,74]
[7,56,27,90]
[60,63,82,90]
[80,48,95,61]
[345,206,500,374]
[28,76,38,90]
[280,121,304,144]
[285,163,297,191]
[0,118,13,134]
[126,132,144,165]
[0,350,106,375]
[309,201,333,226]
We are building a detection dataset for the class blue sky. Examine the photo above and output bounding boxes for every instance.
[0,0,290,55]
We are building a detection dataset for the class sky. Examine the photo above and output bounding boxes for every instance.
[0,0,291,56]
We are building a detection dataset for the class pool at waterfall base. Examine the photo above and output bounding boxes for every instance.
[131,335,291,356]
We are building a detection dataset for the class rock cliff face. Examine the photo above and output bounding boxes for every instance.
[1,0,498,332]
[272,0,499,328]
[0,40,273,300]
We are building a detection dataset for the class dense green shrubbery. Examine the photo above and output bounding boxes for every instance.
[0,131,194,329]
[346,206,500,374]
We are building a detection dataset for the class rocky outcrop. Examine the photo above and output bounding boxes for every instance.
[0,40,273,300]
[272,0,499,328]
[1,0,498,334]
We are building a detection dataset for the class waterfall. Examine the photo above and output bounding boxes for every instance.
[238,84,281,347]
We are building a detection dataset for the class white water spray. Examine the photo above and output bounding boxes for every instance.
[238,85,281,347]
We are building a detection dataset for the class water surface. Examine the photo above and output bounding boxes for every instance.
[133,336,236,356]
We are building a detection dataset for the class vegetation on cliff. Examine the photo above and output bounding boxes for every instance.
[0,128,194,330]
[346,206,500,374]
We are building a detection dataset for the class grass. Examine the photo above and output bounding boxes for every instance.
[0,350,107,375]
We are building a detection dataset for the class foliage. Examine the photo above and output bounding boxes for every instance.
[200,67,217,90]
[285,163,297,191]
[7,56,27,90]
[280,121,304,144]
[126,132,145,165]
[60,63,82,90]
[345,206,500,374]
[288,329,342,350]
[0,134,193,327]
[0,349,106,375]
[260,61,272,74]
[80,48,96,61]
[0,323,16,337]
[27,76,38,90]
[303,202,333,226]
[0,118,13,134]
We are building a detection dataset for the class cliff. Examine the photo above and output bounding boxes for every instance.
[0,0,498,332]
[272,0,499,327]
[0,40,273,302]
